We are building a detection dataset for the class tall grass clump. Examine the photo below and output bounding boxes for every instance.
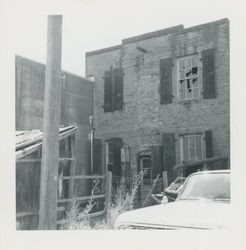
[60,181,98,230]
[106,172,144,228]
[61,172,144,230]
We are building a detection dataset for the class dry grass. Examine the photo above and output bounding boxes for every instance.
[106,172,144,228]
[61,172,144,230]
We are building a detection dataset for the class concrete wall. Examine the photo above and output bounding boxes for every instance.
[15,56,93,183]
[86,19,230,177]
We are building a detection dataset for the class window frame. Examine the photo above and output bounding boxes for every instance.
[180,134,204,164]
[141,156,152,182]
[177,55,200,101]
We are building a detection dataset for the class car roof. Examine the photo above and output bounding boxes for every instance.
[188,169,230,177]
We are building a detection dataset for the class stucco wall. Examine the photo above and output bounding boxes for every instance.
[15,56,94,192]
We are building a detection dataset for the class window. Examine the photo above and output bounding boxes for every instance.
[177,56,200,100]
[105,138,123,176]
[180,134,203,163]
[104,67,124,112]
[140,157,152,184]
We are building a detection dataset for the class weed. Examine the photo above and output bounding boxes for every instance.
[61,172,144,230]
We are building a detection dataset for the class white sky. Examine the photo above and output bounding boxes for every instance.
[1,0,246,249]
[0,0,238,76]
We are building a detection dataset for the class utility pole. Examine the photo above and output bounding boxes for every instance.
[39,15,62,230]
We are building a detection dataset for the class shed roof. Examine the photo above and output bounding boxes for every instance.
[16,126,77,159]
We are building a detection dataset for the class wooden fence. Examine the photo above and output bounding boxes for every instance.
[16,128,109,230]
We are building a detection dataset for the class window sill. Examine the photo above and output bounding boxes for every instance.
[177,98,200,105]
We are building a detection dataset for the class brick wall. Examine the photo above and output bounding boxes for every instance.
[86,18,230,178]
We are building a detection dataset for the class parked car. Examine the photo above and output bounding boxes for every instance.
[114,170,230,229]
[163,176,186,201]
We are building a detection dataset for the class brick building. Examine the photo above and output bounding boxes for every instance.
[85,18,230,199]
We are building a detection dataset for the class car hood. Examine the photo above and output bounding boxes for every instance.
[115,200,231,229]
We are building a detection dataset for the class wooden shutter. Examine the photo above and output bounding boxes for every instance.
[92,138,102,175]
[163,133,176,185]
[202,48,216,99]
[160,58,172,104]
[205,130,213,158]
[113,68,124,111]
[106,140,113,172]
[112,138,123,176]
[151,146,163,179]
[104,70,113,112]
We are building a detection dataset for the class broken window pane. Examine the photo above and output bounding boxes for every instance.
[187,79,191,89]
[178,56,200,100]
[187,88,192,98]
[192,67,198,75]
[186,70,192,77]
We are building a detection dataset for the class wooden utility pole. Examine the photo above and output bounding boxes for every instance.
[105,171,112,223]
[39,15,62,230]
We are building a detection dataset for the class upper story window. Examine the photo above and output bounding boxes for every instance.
[159,48,216,104]
[103,67,124,112]
[177,56,200,100]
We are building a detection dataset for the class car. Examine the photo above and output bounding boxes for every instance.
[163,176,186,201]
[114,170,231,230]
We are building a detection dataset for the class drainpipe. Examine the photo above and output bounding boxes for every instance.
[89,115,95,174]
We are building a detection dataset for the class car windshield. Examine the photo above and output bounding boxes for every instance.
[177,172,230,202]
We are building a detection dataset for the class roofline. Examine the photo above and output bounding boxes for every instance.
[177,18,229,35]
[122,25,184,44]
[85,25,183,57]
[15,55,92,82]
[85,44,122,57]
[15,55,45,68]
[16,126,78,159]
[85,18,229,57]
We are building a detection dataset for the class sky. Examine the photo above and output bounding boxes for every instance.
[1,0,246,249]
[0,0,238,77]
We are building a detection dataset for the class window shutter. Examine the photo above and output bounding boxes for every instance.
[202,48,216,99]
[205,130,213,158]
[112,138,123,176]
[104,70,113,112]
[106,140,113,172]
[113,68,124,111]
[163,133,176,185]
[92,138,102,175]
[151,146,163,179]
[160,57,172,104]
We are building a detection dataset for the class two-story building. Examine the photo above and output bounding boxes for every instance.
[85,18,230,202]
